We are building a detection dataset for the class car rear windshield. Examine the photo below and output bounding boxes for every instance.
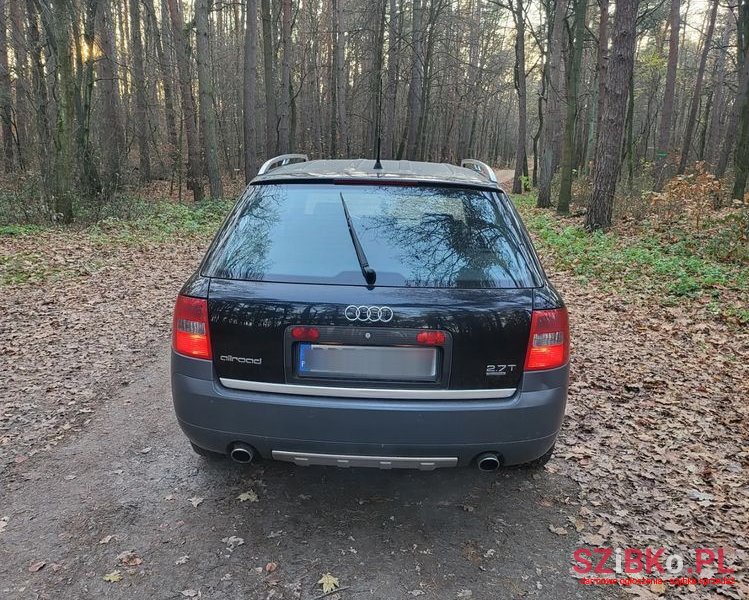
[202,183,540,289]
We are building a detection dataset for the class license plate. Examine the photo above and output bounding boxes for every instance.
[297,344,438,382]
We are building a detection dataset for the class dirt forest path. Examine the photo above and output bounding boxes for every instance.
[0,341,610,600]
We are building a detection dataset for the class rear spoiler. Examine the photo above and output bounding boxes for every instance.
[461,159,497,183]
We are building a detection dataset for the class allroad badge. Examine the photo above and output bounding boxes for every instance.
[344,305,394,323]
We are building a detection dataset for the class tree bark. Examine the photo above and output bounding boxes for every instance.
[130,0,151,181]
[537,0,568,207]
[261,0,277,155]
[382,0,399,158]
[706,18,732,170]
[511,0,527,194]
[732,0,749,199]
[166,0,204,202]
[404,0,423,159]
[594,0,609,156]
[0,0,14,172]
[678,0,718,174]
[25,0,51,198]
[244,0,258,181]
[558,0,588,214]
[9,0,25,169]
[278,0,291,153]
[95,0,124,194]
[586,0,639,231]
[196,0,224,198]
[653,0,680,189]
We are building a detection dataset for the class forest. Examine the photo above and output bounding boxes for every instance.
[0,0,746,232]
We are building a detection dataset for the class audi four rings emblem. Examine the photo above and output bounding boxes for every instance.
[344,305,394,323]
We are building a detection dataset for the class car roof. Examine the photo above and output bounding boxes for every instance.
[250,159,502,190]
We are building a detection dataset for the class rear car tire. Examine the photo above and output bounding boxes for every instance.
[190,442,225,460]
[519,444,555,469]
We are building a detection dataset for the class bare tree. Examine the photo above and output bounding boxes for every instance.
[653,0,680,189]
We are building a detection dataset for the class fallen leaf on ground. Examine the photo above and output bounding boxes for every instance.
[175,555,190,565]
[98,535,114,545]
[581,533,606,546]
[237,490,258,503]
[103,570,123,583]
[317,573,340,594]
[549,525,568,536]
[117,550,143,567]
[221,535,244,551]
[650,582,666,595]
[28,560,45,572]
[265,561,278,572]
[188,496,204,507]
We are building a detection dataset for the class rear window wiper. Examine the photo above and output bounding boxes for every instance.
[339,193,377,288]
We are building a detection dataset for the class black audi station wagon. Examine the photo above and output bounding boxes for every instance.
[171,156,569,471]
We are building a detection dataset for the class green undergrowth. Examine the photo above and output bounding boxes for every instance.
[513,194,749,325]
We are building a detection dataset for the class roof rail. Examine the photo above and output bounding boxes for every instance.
[257,154,309,175]
[460,159,497,183]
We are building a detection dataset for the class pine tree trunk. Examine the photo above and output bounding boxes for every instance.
[243,0,258,181]
[382,0,398,158]
[537,0,568,207]
[278,0,291,153]
[95,0,124,194]
[511,0,527,194]
[731,0,749,199]
[594,0,609,156]
[678,0,718,174]
[0,0,15,172]
[195,0,224,198]
[166,0,204,202]
[558,0,588,214]
[405,0,423,159]
[261,0,277,155]
[25,0,51,199]
[706,19,732,170]
[9,0,25,169]
[130,0,151,181]
[653,0,680,189]
[586,0,639,231]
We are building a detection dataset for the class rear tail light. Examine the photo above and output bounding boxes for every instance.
[173,295,212,360]
[291,326,320,341]
[416,330,446,346]
[524,308,569,371]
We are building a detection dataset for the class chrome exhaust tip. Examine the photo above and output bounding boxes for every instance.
[229,443,255,464]
[476,452,500,471]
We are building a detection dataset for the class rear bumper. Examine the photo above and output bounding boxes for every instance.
[171,352,568,467]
